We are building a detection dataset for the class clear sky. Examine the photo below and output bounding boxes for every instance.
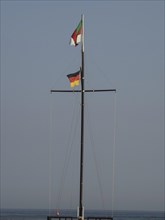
[1,0,164,212]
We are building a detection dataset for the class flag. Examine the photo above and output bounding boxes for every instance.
[67,71,81,88]
[70,19,82,46]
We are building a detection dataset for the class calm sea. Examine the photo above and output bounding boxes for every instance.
[0,209,164,220]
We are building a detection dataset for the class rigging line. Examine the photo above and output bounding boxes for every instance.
[50,53,80,89]
[48,94,54,214]
[68,92,82,209]
[85,99,105,210]
[49,94,67,212]
[85,53,116,89]
[55,93,80,209]
[60,93,80,208]
[111,93,117,217]
[56,94,78,208]
[69,135,79,210]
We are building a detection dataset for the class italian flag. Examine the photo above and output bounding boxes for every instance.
[67,71,81,88]
[70,19,82,46]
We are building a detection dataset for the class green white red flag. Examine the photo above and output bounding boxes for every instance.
[70,19,83,46]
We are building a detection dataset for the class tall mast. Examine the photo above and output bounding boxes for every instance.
[79,14,85,220]
[49,15,116,220]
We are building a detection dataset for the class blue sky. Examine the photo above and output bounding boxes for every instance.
[1,0,164,212]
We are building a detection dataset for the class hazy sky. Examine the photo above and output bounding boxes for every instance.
[1,0,164,212]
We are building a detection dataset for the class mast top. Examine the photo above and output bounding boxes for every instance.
[81,14,84,53]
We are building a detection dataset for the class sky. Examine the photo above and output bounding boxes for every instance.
[0,0,164,212]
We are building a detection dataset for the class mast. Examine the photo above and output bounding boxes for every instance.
[79,14,84,220]
[49,15,116,220]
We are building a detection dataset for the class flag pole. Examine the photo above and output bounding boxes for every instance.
[81,14,84,53]
[49,14,116,220]
[79,14,85,220]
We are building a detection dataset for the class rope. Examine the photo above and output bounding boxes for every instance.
[111,93,117,217]
[54,93,80,210]
[50,53,80,90]
[48,94,54,215]
[85,93,117,212]
[85,100,105,210]
[48,96,52,214]
[48,87,117,214]
[85,53,116,90]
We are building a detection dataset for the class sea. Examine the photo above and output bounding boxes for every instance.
[0,209,164,220]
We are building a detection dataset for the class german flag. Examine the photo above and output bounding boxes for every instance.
[67,70,81,88]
